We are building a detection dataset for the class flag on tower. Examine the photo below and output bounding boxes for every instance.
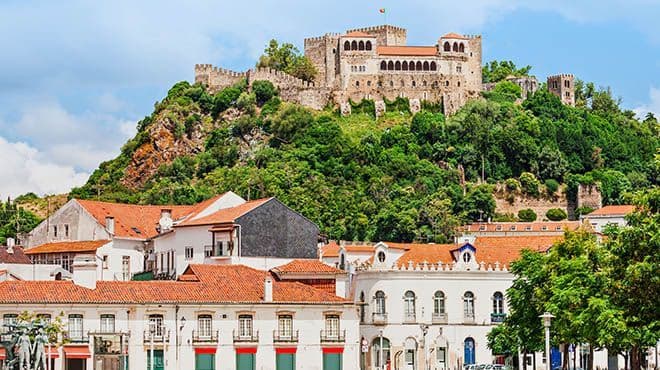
[379,8,386,13]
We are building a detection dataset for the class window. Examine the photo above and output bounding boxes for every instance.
[64,224,70,238]
[395,61,401,70]
[62,254,72,272]
[214,241,228,257]
[358,40,365,50]
[102,255,109,269]
[437,347,447,368]
[423,61,430,71]
[204,245,212,258]
[3,314,17,333]
[367,80,371,87]
[409,60,416,71]
[356,81,360,87]
[37,314,51,324]
[351,41,357,50]
[359,292,366,323]
[479,225,486,231]
[462,252,471,263]
[459,43,465,53]
[463,292,475,318]
[185,247,194,260]
[496,225,503,231]
[365,41,372,51]
[510,226,517,231]
[456,65,462,73]
[430,61,437,71]
[416,61,422,71]
[68,314,84,340]
[387,61,394,70]
[372,337,391,368]
[238,315,253,338]
[404,291,416,321]
[122,256,130,281]
[198,314,213,338]
[542,226,548,231]
[380,61,386,70]
[148,314,164,337]
[443,42,451,51]
[493,292,504,314]
[278,315,293,338]
[525,226,532,231]
[453,42,459,52]
[344,41,350,51]
[100,314,115,333]
[377,251,386,263]
[374,291,386,315]
[324,315,340,338]
[434,291,446,314]
[402,61,408,71]
[53,225,58,237]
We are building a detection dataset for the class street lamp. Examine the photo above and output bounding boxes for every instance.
[539,312,555,370]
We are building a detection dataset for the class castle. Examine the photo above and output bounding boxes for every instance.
[195,25,574,116]
[195,25,482,115]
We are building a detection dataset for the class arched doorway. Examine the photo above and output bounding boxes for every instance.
[404,337,417,370]
[464,337,475,365]
[372,337,391,370]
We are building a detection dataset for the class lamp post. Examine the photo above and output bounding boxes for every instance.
[540,312,555,370]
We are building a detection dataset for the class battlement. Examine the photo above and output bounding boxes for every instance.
[250,67,315,88]
[358,259,509,272]
[347,24,407,34]
[304,33,340,43]
[194,64,247,78]
[548,74,574,79]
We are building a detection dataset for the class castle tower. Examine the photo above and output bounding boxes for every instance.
[547,74,575,106]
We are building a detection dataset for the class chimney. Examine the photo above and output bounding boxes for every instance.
[105,217,115,235]
[6,238,15,254]
[159,209,173,232]
[264,277,273,302]
[72,255,98,289]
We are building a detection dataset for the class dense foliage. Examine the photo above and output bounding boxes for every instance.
[256,39,317,82]
[71,61,659,242]
[482,60,532,83]
[0,198,42,245]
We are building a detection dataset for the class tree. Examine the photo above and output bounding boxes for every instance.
[545,208,567,221]
[0,199,42,245]
[252,80,278,105]
[518,208,537,222]
[482,60,532,83]
[257,39,317,82]
[519,172,540,197]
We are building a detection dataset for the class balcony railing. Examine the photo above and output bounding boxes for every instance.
[233,330,259,343]
[403,313,416,323]
[63,331,90,343]
[273,330,299,343]
[192,330,219,344]
[463,314,475,324]
[432,312,448,324]
[143,329,170,344]
[372,312,388,325]
[320,330,345,343]
[491,313,506,323]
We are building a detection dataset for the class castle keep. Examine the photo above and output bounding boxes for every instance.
[195,25,483,115]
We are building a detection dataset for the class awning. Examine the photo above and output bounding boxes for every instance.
[194,347,216,355]
[322,347,344,354]
[235,347,257,354]
[209,225,235,232]
[47,347,60,358]
[275,347,297,354]
[63,345,91,359]
[0,348,5,360]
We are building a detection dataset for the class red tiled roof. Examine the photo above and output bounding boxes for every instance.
[588,205,635,216]
[77,199,194,239]
[345,31,375,38]
[442,32,468,39]
[464,221,581,232]
[377,46,437,56]
[320,241,341,257]
[320,241,410,258]
[24,240,110,255]
[0,264,349,304]
[0,246,32,264]
[176,198,272,227]
[395,244,456,267]
[272,259,344,275]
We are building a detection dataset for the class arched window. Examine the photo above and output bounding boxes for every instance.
[452,42,459,52]
[358,40,365,51]
[380,61,387,70]
[366,41,372,51]
[434,291,446,315]
[459,43,465,53]
[405,338,418,368]
[443,42,451,52]
[458,81,461,87]
[344,41,350,51]
[463,291,475,318]
[404,291,416,321]
[493,291,504,314]
[351,40,358,50]
[359,291,366,323]
[462,252,471,263]
[367,80,372,87]
[402,61,408,71]
[377,251,386,263]
[430,61,437,71]
[387,61,394,70]
[412,80,416,87]
[372,337,391,368]
[423,81,428,87]
[445,81,450,87]
[464,337,476,365]
[564,80,570,88]
[409,60,415,71]
[395,61,401,70]
[416,61,423,71]
[356,81,360,87]
[423,61,430,71]
[374,291,386,316]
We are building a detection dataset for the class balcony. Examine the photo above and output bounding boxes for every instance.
[233,330,259,343]
[273,330,299,343]
[143,329,170,344]
[463,314,475,324]
[403,313,417,324]
[192,330,219,344]
[372,312,388,325]
[432,312,448,324]
[491,313,506,324]
[320,330,345,344]
[63,331,90,344]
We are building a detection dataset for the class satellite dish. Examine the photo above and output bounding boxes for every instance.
[159,216,173,231]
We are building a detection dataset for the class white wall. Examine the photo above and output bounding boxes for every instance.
[0,263,64,280]
[96,240,145,281]
[27,200,110,248]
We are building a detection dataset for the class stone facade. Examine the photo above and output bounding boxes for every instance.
[483,75,539,100]
[547,74,575,106]
[195,25,483,116]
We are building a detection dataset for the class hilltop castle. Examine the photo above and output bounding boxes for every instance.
[195,25,482,115]
[195,25,575,115]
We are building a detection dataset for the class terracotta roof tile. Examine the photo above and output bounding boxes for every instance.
[394,244,456,267]
[0,264,349,304]
[320,241,341,257]
[0,246,31,264]
[24,240,110,255]
[77,199,194,239]
[588,205,635,216]
[272,259,344,275]
[377,46,437,56]
[176,198,272,227]
[442,32,468,39]
[345,31,375,38]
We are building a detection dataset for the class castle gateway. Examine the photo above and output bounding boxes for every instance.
[195,25,483,116]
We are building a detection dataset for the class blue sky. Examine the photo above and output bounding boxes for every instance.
[0,0,659,198]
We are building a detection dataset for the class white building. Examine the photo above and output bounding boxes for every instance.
[0,238,69,281]
[580,205,634,233]
[0,261,358,370]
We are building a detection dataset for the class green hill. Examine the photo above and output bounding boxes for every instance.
[70,77,660,243]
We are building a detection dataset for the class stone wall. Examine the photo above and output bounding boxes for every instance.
[194,64,246,92]
[548,74,575,106]
[346,25,407,46]
[495,193,569,221]
[576,184,602,210]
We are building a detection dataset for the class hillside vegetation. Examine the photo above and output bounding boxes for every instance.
[69,62,659,243]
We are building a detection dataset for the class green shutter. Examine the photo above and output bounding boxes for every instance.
[146,350,164,370]
[323,353,342,370]
[196,354,215,370]
[236,353,255,370]
[276,353,295,370]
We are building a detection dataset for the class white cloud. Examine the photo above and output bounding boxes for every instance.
[633,87,660,119]
[0,137,89,199]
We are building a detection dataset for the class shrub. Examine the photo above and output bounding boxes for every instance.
[519,172,540,197]
[252,80,277,105]
[505,178,520,192]
[575,206,595,217]
[518,208,537,222]
[493,213,517,222]
[546,208,568,221]
[213,86,242,115]
[544,179,560,194]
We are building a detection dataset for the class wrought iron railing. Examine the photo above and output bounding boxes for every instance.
[320,330,345,343]
[273,330,298,343]
[233,330,259,343]
[143,329,170,344]
[192,330,219,344]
